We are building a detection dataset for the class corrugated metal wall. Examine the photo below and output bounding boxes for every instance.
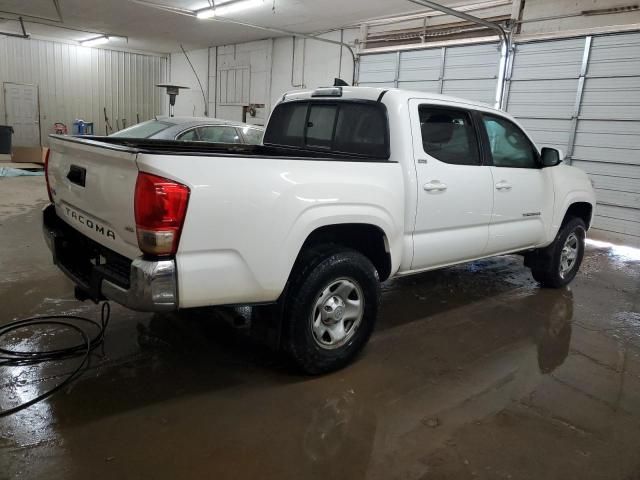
[573,32,640,244]
[504,38,585,152]
[441,43,500,105]
[358,52,397,88]
[504,33,640,246]
[358,42,500,105]
[0,37,167,144]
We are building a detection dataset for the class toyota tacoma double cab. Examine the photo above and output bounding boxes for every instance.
[43,86,596,374]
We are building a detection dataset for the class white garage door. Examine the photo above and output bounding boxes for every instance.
[504,37,586,152]
[572,32,640,246]
[358,42,500,105]
[506,33,640,247]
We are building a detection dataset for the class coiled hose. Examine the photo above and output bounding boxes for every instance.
[0,302,110,417]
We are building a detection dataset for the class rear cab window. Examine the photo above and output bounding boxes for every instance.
[263,100,389,160]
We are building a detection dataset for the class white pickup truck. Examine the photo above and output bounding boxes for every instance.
[43,86,595,373]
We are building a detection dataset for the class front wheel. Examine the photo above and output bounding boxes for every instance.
[281,246,380,375]
[529,217,586,288]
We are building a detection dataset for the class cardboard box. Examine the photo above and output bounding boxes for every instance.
[12,146,44,164]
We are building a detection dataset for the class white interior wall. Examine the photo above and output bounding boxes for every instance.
[269,29,360,112]
[213,40,273,124]
[168,48,209,117]
[171,29,359,124]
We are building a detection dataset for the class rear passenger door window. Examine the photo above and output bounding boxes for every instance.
[419,106,480,166]
[481,114,538,168]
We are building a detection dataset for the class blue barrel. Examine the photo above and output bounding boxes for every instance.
[72,119,85,135]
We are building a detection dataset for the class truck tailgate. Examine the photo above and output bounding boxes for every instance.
[47,136,142,259]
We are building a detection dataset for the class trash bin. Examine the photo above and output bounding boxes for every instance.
[72,119,85,135]
[72,120,95,136]
[0,125,14,154]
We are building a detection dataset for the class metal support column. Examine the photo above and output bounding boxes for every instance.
[438,47,446,94]
[394,51,401,88]
[500,42,516,110]
[565,36,592,164]
[407,0,511,107]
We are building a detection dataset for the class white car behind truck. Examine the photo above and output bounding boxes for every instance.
[43,86,596,373]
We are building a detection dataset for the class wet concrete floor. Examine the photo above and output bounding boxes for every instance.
[1,176,639,480]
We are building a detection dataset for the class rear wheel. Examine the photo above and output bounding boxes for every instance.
[529,217,586,288]
[281,246,380,374]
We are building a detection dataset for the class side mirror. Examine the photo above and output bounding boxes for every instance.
[541,147,563,167]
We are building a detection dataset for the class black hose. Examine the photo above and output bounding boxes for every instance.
[180,44,209,117]
[0,302,110,417]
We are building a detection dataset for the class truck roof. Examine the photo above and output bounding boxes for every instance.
[281,86,505,115]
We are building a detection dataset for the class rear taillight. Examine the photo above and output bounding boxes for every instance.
[134,172,190,256]
[44,148,53,202]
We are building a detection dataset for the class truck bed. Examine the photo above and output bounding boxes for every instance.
[52,135,389,162]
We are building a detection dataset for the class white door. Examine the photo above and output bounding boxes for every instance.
[479,113,553,254]
[409,100,494,270]
[4,83,40,147]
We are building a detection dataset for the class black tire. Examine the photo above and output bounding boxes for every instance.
[281,245,380,375]
[529,217,586,288]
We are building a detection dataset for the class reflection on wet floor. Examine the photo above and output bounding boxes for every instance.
[1,178,640,479]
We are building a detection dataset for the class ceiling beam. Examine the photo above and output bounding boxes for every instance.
[406,0,508,44]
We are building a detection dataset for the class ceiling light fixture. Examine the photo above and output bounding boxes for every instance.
[195,0,262,19]
[80,35,110,47]
[196,7,216,18]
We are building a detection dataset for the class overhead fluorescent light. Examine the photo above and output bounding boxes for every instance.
[196,0,261,18]
[215,0,261,15]
[196,7,216,18]
[80,35,110,47]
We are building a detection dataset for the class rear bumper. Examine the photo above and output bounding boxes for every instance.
[42,204,178,312]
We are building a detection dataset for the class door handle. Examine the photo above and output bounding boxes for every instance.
[495,181,512,191]
[424,181,447,192]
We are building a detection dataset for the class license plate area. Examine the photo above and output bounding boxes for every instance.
[48,208,132,293]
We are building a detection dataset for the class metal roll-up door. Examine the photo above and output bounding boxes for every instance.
[505,38,586,152]
[358,52,397,88]
[358,42,501,105]
[441,43,500,105]
[397,48,441,93]
[573,32,640,246]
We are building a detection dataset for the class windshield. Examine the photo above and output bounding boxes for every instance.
[110,120,175,139]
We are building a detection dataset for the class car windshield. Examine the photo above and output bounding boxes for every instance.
[110,120,175,138]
